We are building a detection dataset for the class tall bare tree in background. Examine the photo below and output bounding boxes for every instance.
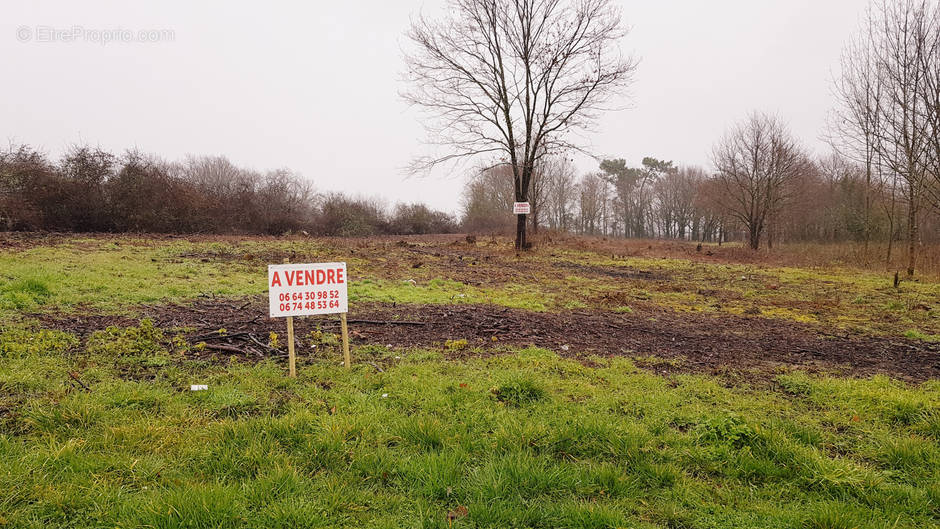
[836,0,938,275]
[712,113,807,250]
[403,0,636,249]
[541,157,578,230]
[917,3,940,212]
[654,166,702,239]
[829,8,885,252]
[577,172,607,235]
[528,155,571,234]
[871,0,936,276]
[461,164,516,232]
[528,159,549,234]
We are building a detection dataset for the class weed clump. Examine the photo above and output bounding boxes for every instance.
[493,375,546,406]
[696,414,756,449]
[445,339,468,351]
[883,400,926,426]
[777,373,815,397]
[0,327,77,358]
[86,319,166,357]
[802,503,867,529]
[0,278,52,311]
[308,328,339,350]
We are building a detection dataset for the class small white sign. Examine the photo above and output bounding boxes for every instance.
[513,202,530,215]
[268,262,348,318]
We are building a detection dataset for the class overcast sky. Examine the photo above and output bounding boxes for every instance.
[2,0,870,213]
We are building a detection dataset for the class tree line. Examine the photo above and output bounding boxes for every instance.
[459,0,939,274]
[462,130,939,251]
[0,144,457,236]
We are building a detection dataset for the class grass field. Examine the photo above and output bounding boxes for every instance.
[1,234,939,528]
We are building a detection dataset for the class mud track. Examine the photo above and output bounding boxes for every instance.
[43,297,940,382]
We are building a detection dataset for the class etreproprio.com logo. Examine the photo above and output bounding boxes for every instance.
[16,25,175,45]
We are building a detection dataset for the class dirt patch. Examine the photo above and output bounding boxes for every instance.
[330,303,939,382]
[35,311,139,338]
[0,232,68,250]
[40,297,940,382]
[553,261,666,281]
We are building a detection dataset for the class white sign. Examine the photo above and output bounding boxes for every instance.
[268,262,348,317]
[513,202,530,214]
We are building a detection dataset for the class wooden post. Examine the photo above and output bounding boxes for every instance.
[286,315,296,377]
[340,312,351,369]
[283,258,296,377]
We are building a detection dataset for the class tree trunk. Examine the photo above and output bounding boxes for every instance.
[515,213,527,250]
[906,196,917,277]
[863,161,871,255]
[513,162,534,250]
[748,224,760,250]
[885,192,896,268]
[886,230,894,267]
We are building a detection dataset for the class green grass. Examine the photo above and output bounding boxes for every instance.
[350,278,551,311]
[1,328,939,528]
[0,239,555,320]
[2,235,940,527]
[0,242,264,317]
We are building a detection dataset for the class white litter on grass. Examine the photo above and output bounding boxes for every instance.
[190,385,208,391]
[381,393,389,398]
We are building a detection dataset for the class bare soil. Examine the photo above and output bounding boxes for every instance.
[41,297,940,382]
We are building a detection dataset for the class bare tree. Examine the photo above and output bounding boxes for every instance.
[712,113,807,250]
[542,157,578,230]
[529,158,549,234]
[461,164,516,232]
[403,0,636,249]
[0,144,52,230]
[389,203,458,234]
[871,0,936,275]
[577,172,607,235]
[257,169,316,234]
[917,2,940,210]
[530,155,577,233]
[692,176,727,243]
[829,8,886,252]
[654,166,701,239]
